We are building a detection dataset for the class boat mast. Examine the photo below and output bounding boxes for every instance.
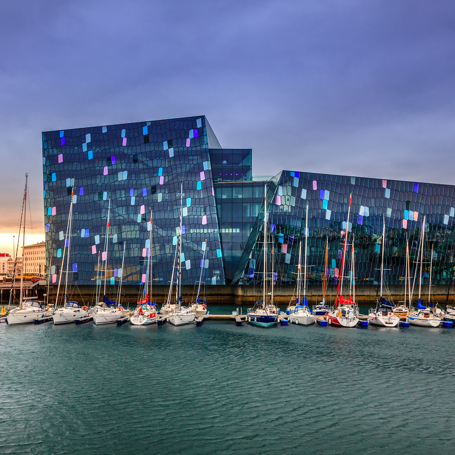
[352,235,356,303]
[322,236,328,305]
[418,216,426,302]
[196,239,207,302]
[167,239,179,305]
[55,193,71,308]
[64,192,73,303]
[404,239,409,306]
[271,242,274,305]
[336,194,352,308]
[429,244,433,303]
[178,183,183,310]
[19,174,28,308]
[103,199,111,299]
[117,241,126,307]
[150,211,153,304]
[297,241,302,304]
[263,184,267,306]
[380,216,385,299]
[303,203,308,305]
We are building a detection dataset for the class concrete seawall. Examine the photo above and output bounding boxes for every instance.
[13,283,454,307]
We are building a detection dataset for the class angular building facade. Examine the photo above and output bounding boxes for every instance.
[43,115,455,290]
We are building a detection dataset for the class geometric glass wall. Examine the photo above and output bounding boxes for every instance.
[234,171,455,288]
[42,116,226,286]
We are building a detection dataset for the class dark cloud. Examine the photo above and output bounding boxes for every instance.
[1,0,455,235]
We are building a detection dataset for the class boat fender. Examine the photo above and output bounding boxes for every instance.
[82,306,88,312]
[336,312,341,318]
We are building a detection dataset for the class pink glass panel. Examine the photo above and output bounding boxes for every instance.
[334,268,339,278]
[52,274,57,283]
[140,205,145,214]
[402,219,407,229]
[142,274,146,283]
[92,245,96,254]
[103,166,108,175]
[202,215,207,225]
[52,207,56,216]
[200,171,205,181]
[159,176,164,185]
[186,138,191,147]
[102,251,107,261]
[382,179,387,188]
[58,154,63,163]
[142,248,147,257]
[313,180,317,190]
[276,195,281,205]
[122,138,127,146]
[282,244,287,253]
[414,211,418,221]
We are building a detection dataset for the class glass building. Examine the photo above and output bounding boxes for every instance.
[233,171,455,289]
[43,116,455,289]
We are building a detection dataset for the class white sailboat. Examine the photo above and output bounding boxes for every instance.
[168,184,196,326]
[130,211,158,326]
[189,239,208,316]
[53,190,89,325]
[7,175,47,325]
[408,216,441,328]
[93,200,127,325]
[289,204,315,326]
[328,194,359,328]
[368,218,400,327]
[247,184,278,328]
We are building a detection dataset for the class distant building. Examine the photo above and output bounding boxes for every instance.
[22,242,46,275]
[0,253,11,277]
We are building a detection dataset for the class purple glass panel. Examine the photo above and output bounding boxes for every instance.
[61,137,65,146]
[414,182,419,193]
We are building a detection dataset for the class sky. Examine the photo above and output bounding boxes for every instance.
[1,0,455,255]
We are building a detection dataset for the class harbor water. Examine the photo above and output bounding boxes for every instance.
[1,306,454,454]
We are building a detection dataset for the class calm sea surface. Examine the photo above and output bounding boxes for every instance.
[1,305,454,454]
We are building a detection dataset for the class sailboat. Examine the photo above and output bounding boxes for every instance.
[53,190,89,325]
[288,204,315,325]
[328,194,359,328]
[247,185,279,327]
[130,211,158,326]
[313,236,329,316]
[189,239,208,316]
[168,183,196,326]
[7,174,46,325]
[368,218,400,327]
[93,200,127,325]
[407,216,441,327]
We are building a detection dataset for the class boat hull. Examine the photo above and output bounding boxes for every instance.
[368,315,400,327]
[53,309,89,325]
[7,310,46,325]
[407,316,441,327]
[247,315,277,327]
[328,315,358,328]
[168,312,196,326]
[93,310,124,325]
[130,313,157,325]
[289,314,315,325]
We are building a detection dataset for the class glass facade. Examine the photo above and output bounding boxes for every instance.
[233,171,455,288]
[42,116,226,286]
[43,116,455,289]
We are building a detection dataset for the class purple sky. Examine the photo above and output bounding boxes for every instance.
[1,0,455,253]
